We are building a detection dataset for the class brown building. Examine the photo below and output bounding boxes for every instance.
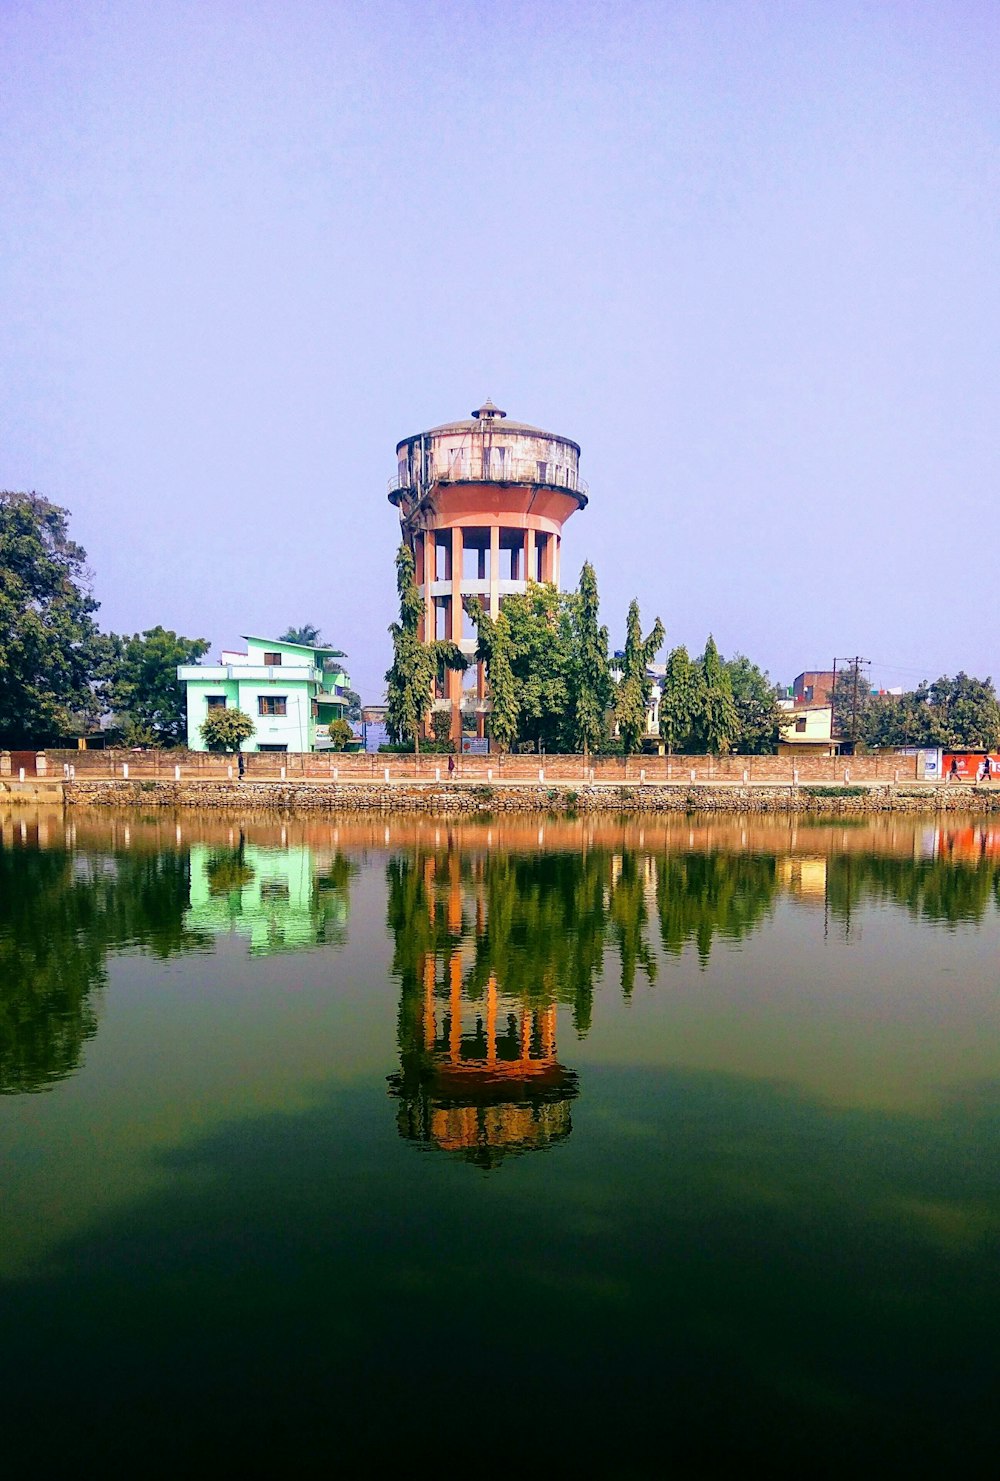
[793,670,836,706]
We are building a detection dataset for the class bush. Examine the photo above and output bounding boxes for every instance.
[200,707,255,753]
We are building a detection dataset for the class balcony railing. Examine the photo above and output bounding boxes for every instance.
[388,460,589,500]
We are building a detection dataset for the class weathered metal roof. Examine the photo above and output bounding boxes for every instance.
[396,404,581,454]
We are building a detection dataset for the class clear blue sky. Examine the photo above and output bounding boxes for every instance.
[3,1,998,700]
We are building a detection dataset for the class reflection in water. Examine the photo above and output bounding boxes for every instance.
[184,839,355,955]
[0,842,205,1093]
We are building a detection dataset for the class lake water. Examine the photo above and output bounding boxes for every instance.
[2,808,998,1473]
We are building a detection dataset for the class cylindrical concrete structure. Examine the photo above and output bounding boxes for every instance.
[389,400,588,739]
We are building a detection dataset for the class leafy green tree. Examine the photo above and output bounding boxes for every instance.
[726,654,787,754]
[568,562,614,755]
[326,717,353,751]
[694,635,739,754]
[614,600,665,754]
[340,687,362,722]
[659,645,703,754]
[385,543,465,752]
[864,685,942,750]
[468,584,572,751]
[280,624,322,645]
[928,673,1000,751]
[103,626,209,746]
[0,491,104,743]
[200,707,255,752]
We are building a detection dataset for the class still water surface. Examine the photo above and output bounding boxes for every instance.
[2,809,998,1472]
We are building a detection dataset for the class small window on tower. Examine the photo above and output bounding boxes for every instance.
[795,718,807,733]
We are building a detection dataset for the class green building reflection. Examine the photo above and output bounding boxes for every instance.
[183,841,354,955]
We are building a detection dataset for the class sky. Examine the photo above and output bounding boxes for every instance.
[2,0,998,701]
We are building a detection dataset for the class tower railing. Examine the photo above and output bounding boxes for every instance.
[388,461,589,499]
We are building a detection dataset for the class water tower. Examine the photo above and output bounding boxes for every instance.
[388,400,588,740]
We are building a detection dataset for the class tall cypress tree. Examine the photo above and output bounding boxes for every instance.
[385,543,465,751]
[614,600,665,755]
[659,645,703,754]
[697,635,739,755]
[569,562,613,756]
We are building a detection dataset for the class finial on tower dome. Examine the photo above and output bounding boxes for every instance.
[472,398,506,420]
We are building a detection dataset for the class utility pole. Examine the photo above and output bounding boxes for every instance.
[837,657,871,753]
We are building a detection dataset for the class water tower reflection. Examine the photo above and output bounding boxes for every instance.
[386,846,582,1166]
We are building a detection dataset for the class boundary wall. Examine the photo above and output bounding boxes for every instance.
[45,749,921,784]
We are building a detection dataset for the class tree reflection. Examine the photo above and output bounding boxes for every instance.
[0,844,206,1094]
[654,852,779,965]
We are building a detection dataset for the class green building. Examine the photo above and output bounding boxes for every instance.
[178,635,351,752]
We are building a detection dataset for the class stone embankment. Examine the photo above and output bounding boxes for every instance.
[60,777,1000,814]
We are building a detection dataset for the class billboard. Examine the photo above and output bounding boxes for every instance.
[943,753,999,782]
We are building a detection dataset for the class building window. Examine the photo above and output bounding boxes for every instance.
[257,743,288,752]
[205,695,227,709]
[795,718,807,733]
[259,696,287,716]
[537,461,549,482]
[263,651,282,666]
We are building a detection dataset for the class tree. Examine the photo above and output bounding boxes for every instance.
[929,673,1000,751]
[0,491,103,743]
[103,626,209,746]
[384,543,465,751]
[485,610,519,751]
[659,645,703,754]
[694,636,739,755]
[568,562,614,755]
[614,600,664,754]
[831,662,875,751]
[864,673,1000,752]
[725,654,787,754]
[326,717,354,750]
[280,624,322,646]
[340,687,362,723]
[200,707,255,752]
[468,585,572,751]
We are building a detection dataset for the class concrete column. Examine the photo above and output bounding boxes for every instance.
[551,535,561,589]
[525,528,536,586]
[489,524,500,617]
[541,533,554,583]
[421,533,434,643]
[450,527,463,641]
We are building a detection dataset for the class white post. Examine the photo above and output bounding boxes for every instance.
[333,767,338,782]
[487,768,493,781]
[538,768,545,782]
[690,769,696,782]
[280,765,286,780]
[174,764,181,780]
[227,765,233,779]
[63,763,69,778]
[894,768,899,783]
[435,767,441,781]
[793,768,799,785]
[19,767,25,782]
[640,768,646,784]
[844,767,851,783]
[70,764,76,779]
[384,767,390,782]
[743,769,749,784]
[122,762,129,779]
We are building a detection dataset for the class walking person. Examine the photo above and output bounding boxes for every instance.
[238,751,246,779]
[447,752,455,780]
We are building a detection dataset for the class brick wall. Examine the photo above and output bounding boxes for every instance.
[47,748,921,784]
